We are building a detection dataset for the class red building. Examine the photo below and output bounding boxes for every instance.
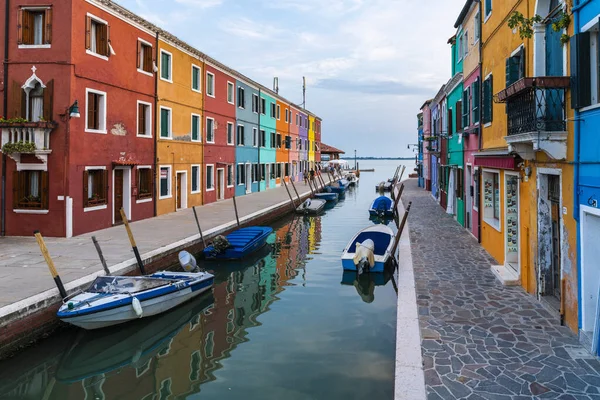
[0,0,157,237]
[202,59,236,204]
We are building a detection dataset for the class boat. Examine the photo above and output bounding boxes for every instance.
[56,293,215,383]
[203,226,273,260]
[296,198,326,214]
[340,270,393,303]
[57,271,215,330]
[346,172,359,186]
[376,178,396,192]
[369,195,395,218]
[315,192,338,202]
[341,225,395,273]
[328,179,350,194]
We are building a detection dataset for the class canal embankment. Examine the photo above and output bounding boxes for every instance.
[0,178,329,358]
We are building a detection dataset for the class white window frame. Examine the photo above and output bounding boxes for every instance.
[285,108,289,123]
[85,88,107,134]
[136,165,153,204]
[137,38,153,77]
[463,30,469,58]
[206,117,215,143]
[83,166,108,212]
[86,13,109,61]
[159,49,173,83]
[206,164,215,191]
[253,127,258,147]
[191,113,201,143]
[484,0,492,22]
[136,100,152,138]
[237,124,245,146]
[226,121,234,145]
[237,163,245,186]
[252,94,259,114]
[191,64,201,93]
[482,169,501,232]
[276,104,281,120]
[18,6,51,49]
[238,86,245,109]
[474,12,481,44]
[159,106,173,140]
[227,81,234,104]
[227,164,234,188]
[191,164,201,194]
[206,72,215,98]
[159,165,172,199]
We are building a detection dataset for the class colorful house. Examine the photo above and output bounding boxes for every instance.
[258,92,276,190]
[420,100,433,191]
[455,0,481,240]
[234,79,260,196]
[289,105,301,181]
[315,118,322,165]
[298,110,309,180]
[308,114,316,171]
[156,34,205,215]
[417,112,424,188]
[430,85,446,204]
[0,0,157,237]
[275,99,290,184]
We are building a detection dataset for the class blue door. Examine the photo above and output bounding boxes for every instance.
[431,156,438,199]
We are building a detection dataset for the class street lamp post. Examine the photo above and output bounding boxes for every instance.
[61,101,80,238]
[354,149,357,170]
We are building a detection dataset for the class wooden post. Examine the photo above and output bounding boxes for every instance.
[327,171,334,185]
[391,202,412,258]
[120,208,146,275]
[307,177,315,195]
[232,196,241,227]
[92,236,110,275]
[34,230,68,298]
[289,177,301,202]
[282,178,297,210]
[398,165,406,182]
[192,206,206,248]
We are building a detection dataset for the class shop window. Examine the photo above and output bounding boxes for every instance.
[13,170,48,210]
[159,166,171,198]
[483,170,500,230]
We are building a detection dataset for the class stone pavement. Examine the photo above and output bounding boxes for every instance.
[0,178,324,310]
[402,179,600,400]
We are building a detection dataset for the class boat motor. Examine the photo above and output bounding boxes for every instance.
[179,250,198,272]
[353,239,375,275]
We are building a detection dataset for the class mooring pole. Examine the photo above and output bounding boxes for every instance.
[399,165,406,182]
[34,230,68,298]
[307,177,315,195]
[192,206,206,248]
[91,236,110,275]
[289,177,301,202]
[282,178,297,210]
[391,202,412,258]
[232,196,241,227]
[120,208,146,275]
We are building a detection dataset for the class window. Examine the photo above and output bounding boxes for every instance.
[285,108,289,122]
[464,32,469,58]
[86,89,107,133]
[238,87,245,108]
[160,50,172,81]
[252,94,259,113]
[261,98,266,115]
[482,75,493,124]
[191,165,200,193]
[206,165,214,190]
[462,88,470,128]
[18,8,52,46]
[206,72,215,97]
[276,104,281,120]
[485,0,492,19]
[472,78,480,124]
[271,132,276,148]
[85,15,110,57]
[137,167,152,199]
[227,82,234,104]
[23,80,51,122]
[260,130,266,147]
[270,102,276,118]
[206,117,214,143]
[160,107,172,139]
[252,164,258,183]
[260,164,266,181]
[276,133,282,148]
[271,163,276,179]
[159,166,171,198]
[237,125,245,146]
[276,163,282,179]
[506,47,525,87]
[285,135,291,149]
[285,163,289,177]
[227,122,234,145]
[237,164,245,185]
[191,114,201,142]
[456,168,464,200]
[572,29,600,108]
[13,170,48,210]
[482,170,500,230]
[253,128,258,147]
[296,114,299,126]
[192,65,201,92]
[84,168,108,207]
[137,40,153,74]
[227,165,234,187]
[137,101,152,137]
[474,12,481,42]
[474,171,480,211]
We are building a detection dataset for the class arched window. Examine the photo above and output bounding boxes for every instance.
[28,82,43,122]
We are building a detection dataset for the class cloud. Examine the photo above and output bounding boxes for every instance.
[315,78,432,96]
[174,0,224,8]
[219,17,284,40]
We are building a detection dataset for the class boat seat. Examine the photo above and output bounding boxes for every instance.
[348,232,392,255]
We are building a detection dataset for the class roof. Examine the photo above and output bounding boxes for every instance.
[320,143,345,154]
[420,99,433,110]
[454,0,474,28]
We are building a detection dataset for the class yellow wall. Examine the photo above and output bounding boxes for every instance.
[156,39,204,215]
[308,115,315,164]
[462,3,480,77]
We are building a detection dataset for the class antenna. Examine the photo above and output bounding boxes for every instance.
[302,76,306,109]
[273,77,279,94]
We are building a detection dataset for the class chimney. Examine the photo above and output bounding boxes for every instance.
[273,77,279,94]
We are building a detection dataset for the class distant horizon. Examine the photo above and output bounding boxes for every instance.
[323,156,415,160]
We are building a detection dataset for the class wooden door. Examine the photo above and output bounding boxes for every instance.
[176,173,182,209]
[114,169,124,224]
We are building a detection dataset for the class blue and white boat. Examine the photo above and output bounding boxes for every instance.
[341,225,395,273]
[203,226,273,260]
[57,271,214,330]
[315,187,339,202]
[328,179,350,194]
[369,196,395,218]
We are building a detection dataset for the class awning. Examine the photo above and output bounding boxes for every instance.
[112,159,139,166]
[473,150,516,169]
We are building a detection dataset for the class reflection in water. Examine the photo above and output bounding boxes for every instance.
[0,161,402,400]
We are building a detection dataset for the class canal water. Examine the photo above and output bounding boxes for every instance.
[0,160,411,400]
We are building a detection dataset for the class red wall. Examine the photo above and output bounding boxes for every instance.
[203,63,236,204]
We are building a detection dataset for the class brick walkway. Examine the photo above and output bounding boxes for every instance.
[402,179,600,400]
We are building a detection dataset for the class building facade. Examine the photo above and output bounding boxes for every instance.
[234,79,260,196]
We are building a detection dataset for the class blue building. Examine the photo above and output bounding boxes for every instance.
[572,0,600,355]
[417,112,424,188]
[235,80,260,196]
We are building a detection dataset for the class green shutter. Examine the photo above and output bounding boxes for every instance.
[473,79,480,124]
[161,53,170,80]
[192,115,198,140]
[192,68,199,90]
[161,109,169,137]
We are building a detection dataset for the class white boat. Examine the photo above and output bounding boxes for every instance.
[57,271,214,330]
[296,198,326,214]
[341,225,395,273]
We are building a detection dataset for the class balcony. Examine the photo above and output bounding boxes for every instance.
[496,77,570,160]
[0,120,57,167]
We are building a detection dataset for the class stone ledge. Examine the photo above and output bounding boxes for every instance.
[491,264,520,286]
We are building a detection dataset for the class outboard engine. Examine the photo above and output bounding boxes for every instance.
[179,250,198,272]
[353,239,375,275]
[212,235,231,255]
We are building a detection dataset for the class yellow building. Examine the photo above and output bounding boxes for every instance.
[478,0,577,331]
[308,114,315,169]
[156,33,205,215]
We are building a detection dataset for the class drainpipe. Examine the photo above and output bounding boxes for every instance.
[153,31,159,217]
[573,0,582,331]
[477,0,483,243]
[1,0,10,237]
[257,88,261,192]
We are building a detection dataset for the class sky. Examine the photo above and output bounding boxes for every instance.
[120,0,466,157]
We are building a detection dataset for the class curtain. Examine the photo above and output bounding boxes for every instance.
[31,96,43,122]
[29,171,39,198]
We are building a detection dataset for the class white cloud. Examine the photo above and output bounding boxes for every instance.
[174,0,224,8]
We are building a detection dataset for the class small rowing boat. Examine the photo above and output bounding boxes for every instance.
[296,198,326,214]
[341,225,395,273]
[369,195,395,218]
[203,226,273,260]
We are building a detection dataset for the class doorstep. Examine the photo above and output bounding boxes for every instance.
[491,264,520,286]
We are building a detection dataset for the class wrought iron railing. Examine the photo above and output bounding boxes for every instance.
[505,83,567,136]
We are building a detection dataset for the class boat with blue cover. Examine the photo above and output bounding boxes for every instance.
[341,225,395,273]
[369,195,395,218]
[57,271,214,330]
[328,179,350,194]
[314,186,339,202]
[203,226,273,260]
